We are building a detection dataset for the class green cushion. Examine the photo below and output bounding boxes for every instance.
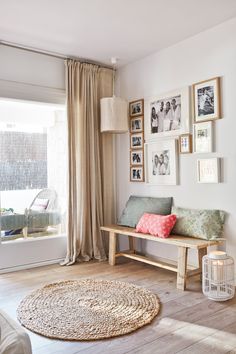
[171,206,225,240]
[118,196,173,228]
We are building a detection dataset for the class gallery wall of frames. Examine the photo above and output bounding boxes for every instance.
[129,76,221,184]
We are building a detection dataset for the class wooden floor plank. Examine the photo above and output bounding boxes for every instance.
[0,260,235,354]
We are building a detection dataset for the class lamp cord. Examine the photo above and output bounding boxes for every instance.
[112,67,115,97]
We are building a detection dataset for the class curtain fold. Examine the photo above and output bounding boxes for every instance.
[62,60,115,265]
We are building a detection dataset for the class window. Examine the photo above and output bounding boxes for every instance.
[0,99,67,241]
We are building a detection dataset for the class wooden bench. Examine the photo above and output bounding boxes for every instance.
[100,224,223,290]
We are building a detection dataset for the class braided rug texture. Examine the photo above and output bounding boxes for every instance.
[17,279,160,340]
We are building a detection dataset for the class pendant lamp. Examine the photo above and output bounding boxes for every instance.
[100,58,128,133]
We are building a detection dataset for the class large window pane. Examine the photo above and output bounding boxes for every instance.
[0,99,67,241]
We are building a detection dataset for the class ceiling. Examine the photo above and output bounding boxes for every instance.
[1,0,236,67]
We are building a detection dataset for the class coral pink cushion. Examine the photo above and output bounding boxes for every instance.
[135,213,177,238]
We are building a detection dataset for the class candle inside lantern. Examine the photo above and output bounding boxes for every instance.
[212,259,224,282]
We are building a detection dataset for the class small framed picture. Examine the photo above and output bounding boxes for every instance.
[197,158,220,183]
[179,134,192,154]
[130,167,144,182]
[193,77,221,122]
[129,99,144,117]
[130,133,144,149]
[193,121,213,153]
[130,150,143,165]
[130,117,143,133]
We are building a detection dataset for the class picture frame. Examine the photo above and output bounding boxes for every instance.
[145,86,190,141]
[179,134,192,154]
[130,133,144,149]
[197,158,220,183]
[129,99,144,117]
[193,121,213,153]
[130,150,143,166]
[130,166,144,182]
[145,139,178,185]
[130,116,143,133]
[193,77,221,123]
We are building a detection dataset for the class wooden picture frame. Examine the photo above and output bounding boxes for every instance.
[129,99,144,117]
[130,132,144,150]
[130,166,144,182]
[193,77,221,123]
[179,134,192,154]
[130,150,143,166]
[130,116,143,133]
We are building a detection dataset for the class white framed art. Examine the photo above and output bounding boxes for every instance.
[193,121,213,153]
[145,86,190,141]
[145,139,178,185]
[197,158,220,183]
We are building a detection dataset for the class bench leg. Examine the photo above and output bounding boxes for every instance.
[198,247,207,280]
[23,227,28,238]
[177,246,188,290]
[109,231,116,266]
[128,236,135,254]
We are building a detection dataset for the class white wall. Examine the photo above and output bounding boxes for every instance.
[0,46,67,271]
[116,17,236,268]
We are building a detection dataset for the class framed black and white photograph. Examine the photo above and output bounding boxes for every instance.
[130,167,144,182]
[130,116,143,133]
[193,121,213,153]
[145,139,178,185]
[179,134,192,154]
[193,77,221,122]
[145,87,190,140]
[130,150,143,165]
[130,133,144,149]
[129,99,144,117]
[197,158,220,183]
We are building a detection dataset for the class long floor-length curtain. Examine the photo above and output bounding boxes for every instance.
[62,60,115,265]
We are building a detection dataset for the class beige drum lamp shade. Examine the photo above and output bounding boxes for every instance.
[100,96,128,133]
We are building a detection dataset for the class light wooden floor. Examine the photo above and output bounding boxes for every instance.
[1,260,236,354]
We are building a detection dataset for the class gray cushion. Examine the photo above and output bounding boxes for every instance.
[0,310,32,354]
[118,195,173,228]
[171,206,225,240]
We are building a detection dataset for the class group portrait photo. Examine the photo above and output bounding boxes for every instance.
[150,94,181,135]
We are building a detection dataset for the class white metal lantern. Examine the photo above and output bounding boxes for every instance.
[202,251,235,301]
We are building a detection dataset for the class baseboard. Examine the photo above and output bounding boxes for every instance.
[0,258,64,274]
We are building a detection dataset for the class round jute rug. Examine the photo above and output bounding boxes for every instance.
[17,279,160,340]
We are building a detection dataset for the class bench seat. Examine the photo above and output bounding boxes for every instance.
[101,224,223,290]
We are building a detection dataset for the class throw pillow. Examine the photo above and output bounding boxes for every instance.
[30,198,49,212]
[171,206,225,240]
[136,213,177,238]
[118,196,173,228]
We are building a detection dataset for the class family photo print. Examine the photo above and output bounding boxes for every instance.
[129,99,144,117]
[145,139,178,185]
[145,87,190,140]
[130,167,143,182]
[193,77,221,122]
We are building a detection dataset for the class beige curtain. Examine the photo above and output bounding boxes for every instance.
[62,60,115,265]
